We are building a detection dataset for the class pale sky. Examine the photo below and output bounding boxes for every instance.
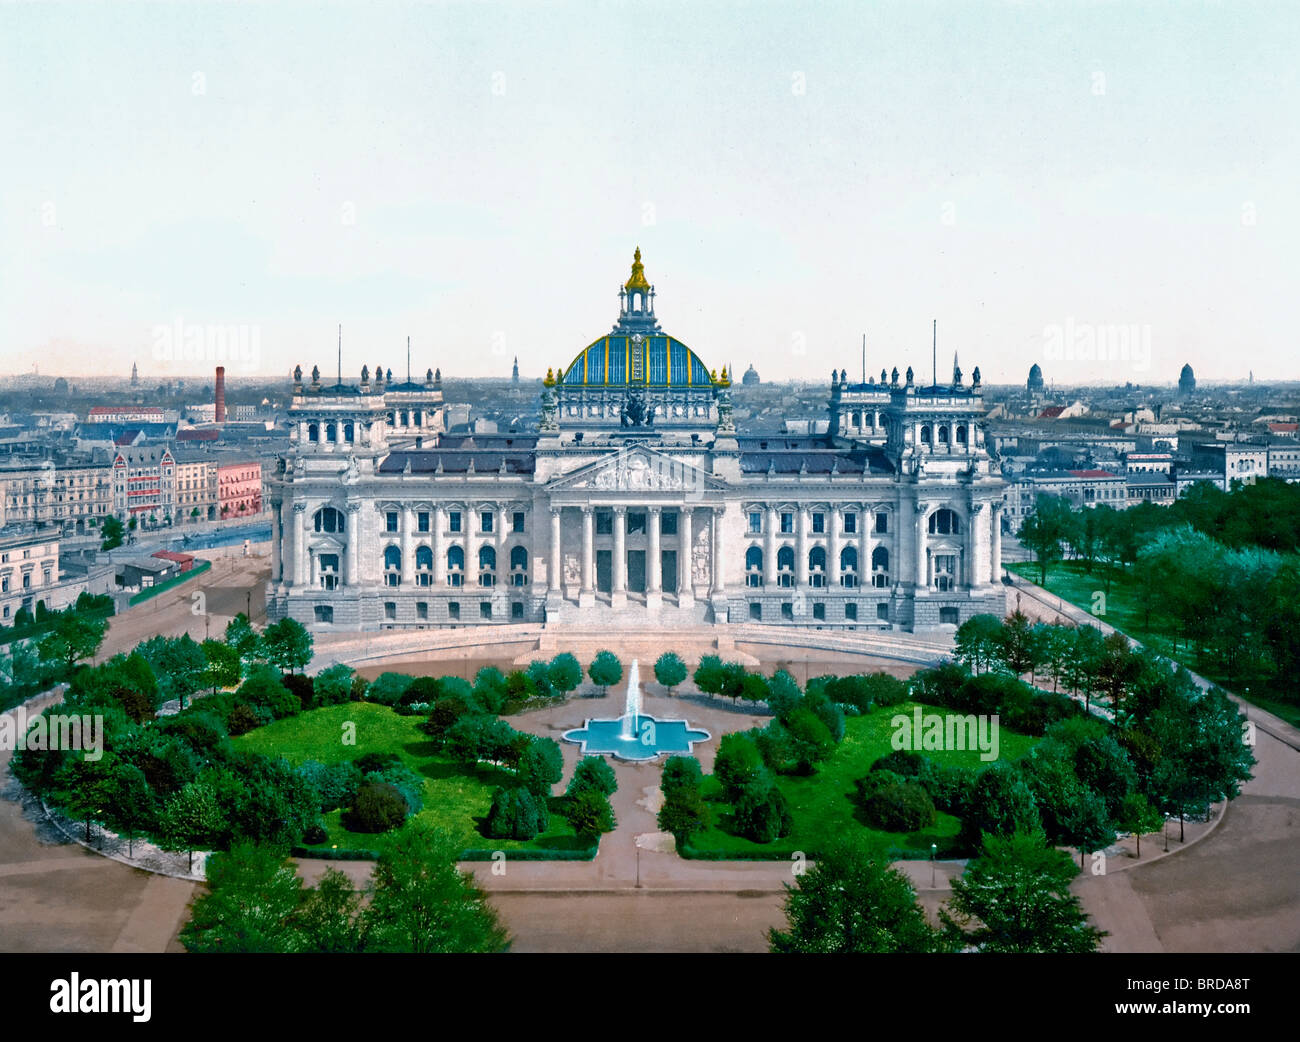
[2,1,1297,386]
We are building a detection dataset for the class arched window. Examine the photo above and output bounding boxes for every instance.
[808,545,827,587]
[872,546,890,588]
[307,423,319,443]
[325,422,337,442]
[840,546,858,588]
[776,545,795,588]
[928,508,961,535]
[344,421,354,443]
[383,545,401,570]
[478,545,496,587]
[446,545,464,587]
[920,424,932,444]
[510,545,528,586]
[956,425,968,445]
[314,506,345,533]
[938,425,950,444]
[851,410,862,427]
[745,545,763,587]
[415,545,433,570]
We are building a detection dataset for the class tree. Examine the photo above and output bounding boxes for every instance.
[954,614,1006,675]
[587,650,622,697]
[224,613,263,669]
[942,830,1106,953]
[547,652,583,695]
[653,651,687,694]
[770,837,945,953]
[713,733,767,803]
[959,762,1041,849]
[484,786,549,840]
[291,867,364,953]
[1020,494,1078,585]
[37,611,108,673]
[660,755,702,797]
[262,617,313,675]
[782,707,835,774]
[138,634,206,710]
[567,756,617,799]
[563,787,616,841]
[106,762,154,857]
[657,777,710,844]
[100,515,125,551]
[693,654,725,699]
[1115,792,1165,859]
[515,737,564,798]
[733,779,793,842]
[159,781,226,871]
[344,781,410,833]
[999,611,1037,678]
[311,663,356,707]
[363,822,510,953]
[765,670,803,718]
[181,842,304,953]
[202,638,242,695]
[1098,631,1140,717]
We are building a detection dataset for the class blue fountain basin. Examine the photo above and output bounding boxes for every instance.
[563,715,711,761]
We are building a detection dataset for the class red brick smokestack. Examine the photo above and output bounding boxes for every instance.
[215,366,226,423]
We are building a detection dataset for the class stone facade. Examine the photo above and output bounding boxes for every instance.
[268,252,1005,633]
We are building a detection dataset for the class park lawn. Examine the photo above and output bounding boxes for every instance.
[232,702,590,857]
[1008,560,1300,729]
[683,702,1038,861]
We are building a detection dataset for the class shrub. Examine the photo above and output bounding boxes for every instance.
[298,760,362,812]
[661,756,703,797]
[302,823,329,846]
[366,672,414,706]
[714,733,767,803]
[567,756,617,799]
[236,667,298,720]
[366,764,425,814]
[734,782,793,843]
[353,752,401,775]
[857,776,936,833]
[227,702,270,736]
[564,787,616,840]
[765,670,802,718]
[548,652,583,695]
[658,780,710,842]
[312,664,356,708]
[484,786,550,840]
[282,672,316,710]
[870,750,926,778]
[343,781,409,833]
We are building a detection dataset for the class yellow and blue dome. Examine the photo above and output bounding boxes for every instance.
[560,334,713,388]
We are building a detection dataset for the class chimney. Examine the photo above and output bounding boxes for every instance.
[215,366,226,423]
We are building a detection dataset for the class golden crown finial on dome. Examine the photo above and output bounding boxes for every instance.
[544,367,555,386]
[625,246,650,292]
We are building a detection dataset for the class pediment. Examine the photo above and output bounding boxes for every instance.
[545,445,728,493]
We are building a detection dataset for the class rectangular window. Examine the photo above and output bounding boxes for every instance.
[449,511,462,533]
[781,602,794,620]
[813,602,825,621]
[480,601,492,619]
[416,602,428,620]
[748,511,762,534]
[627,511,647,535]
[386,511,398,533]
[844,512,857,534]
[877,602,890,621]
[385,572,399,587]
[596,512,613,535]
[511,601,524,620]
[940,607,960,625]
[780,512,794,534]
[749,602,762,621]
[812,512,825,534]
[314,605,333,623]
[384,602,396,621]
[845,602,858,621]
[660,511,678,536]
[875,512,888,534]
[418,512,430,532]
[481,511,493,533]
[448,601,460,620]
[512,511,525,533]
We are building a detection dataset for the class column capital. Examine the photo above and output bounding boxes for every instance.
[612,503,627,515]
[580,504,594,516]
[647,504,661,516]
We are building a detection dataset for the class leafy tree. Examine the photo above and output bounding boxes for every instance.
[291,866,364,953]
[741,672,770,707]
[363,822,510,953]
[563,787,616,841]
[202,637,242,695]
[660,755,702,797]
[100,515,125,551]
[719,661,748,704]
[713,733,768,803]
[138,634,206,709]
[224,613,263,669]
[1020,493,1078,585]
[515,737,564,798]
[999,611,1037,677]
[693,654,725,698]
[770,837,946,953]
[942,830,1106,953]
[657,777,710,844]
[959,762,1041,849]
[181,842,304,953]
[587,650,622,696]
[547,652,583,695]
[1097,631,1140,717]
[1115,792,1165,858]
[37,611,108,673]
[782,707,835,774]
[954,614,1006,675]
[312,663,356,707]
[567,756,617,799]
[734,778,793,842]
[235,665,298,720]
[160,781,226,871]
[765,670,803,717]
[1073,734,1137,817]
[262,618,313,675]
[484,786,549,840]
[105,762,155,856]
[653,651,687,694]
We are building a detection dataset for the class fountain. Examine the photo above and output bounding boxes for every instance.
[564,658,710,762]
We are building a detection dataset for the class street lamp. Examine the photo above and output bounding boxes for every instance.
[930,843,938,887]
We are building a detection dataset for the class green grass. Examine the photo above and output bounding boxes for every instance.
[1008,559,1300,729]
[682,702,1039,861]
[232,703,593,859]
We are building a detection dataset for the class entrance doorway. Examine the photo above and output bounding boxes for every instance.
[661,549,678,594]
[596,550,612,594]
[627,550,646,593]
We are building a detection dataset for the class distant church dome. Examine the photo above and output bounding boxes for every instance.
[1027,363,1045,393]
[742,363,760,386]
[1179,363,1196,395]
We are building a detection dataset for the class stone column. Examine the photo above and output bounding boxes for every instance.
[612,505,627,607]
[433,506,446,586]
[647,506,662,609]
[548,508,562,593]
[294,503,307,587]
[765,505,778,587]
[795,507,810,587]
[465,504,477,591]
[579,506,595,607]
[916,503,927,590]
[860,506,872,589]
[710,506,725,595]
[400,506,414,585]
[679,507,694,604]
[345,505,359,585]
[270,498,282,582]
[828,507,841,587]
[991,504,1002,585]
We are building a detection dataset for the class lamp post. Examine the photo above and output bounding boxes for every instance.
[930,843,938,887]
[635,846,642,889]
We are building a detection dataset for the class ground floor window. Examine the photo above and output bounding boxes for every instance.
[781,602,793,620]
[813,602,825,621]
[877,602,890,621]
[384,602,396,621]
[480,601,492,619]
[511,601,524,619]
[939,606,959,624]
[749,602,761,620]
[314,605,333,623]
[416,602,428,620]
[448,601,460,620]
[845,602,857,621]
